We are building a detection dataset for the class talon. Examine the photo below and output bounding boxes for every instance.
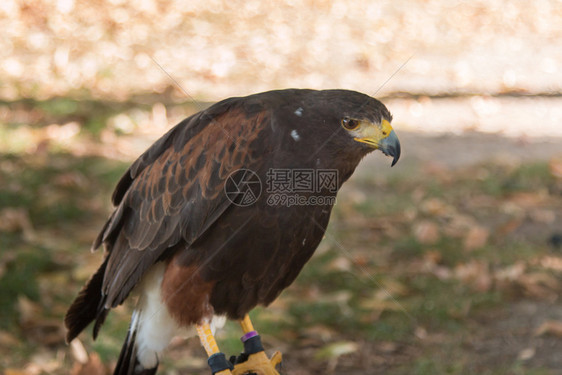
[270,351,282,367]
[232,315,282,375]
[232,350,282,375]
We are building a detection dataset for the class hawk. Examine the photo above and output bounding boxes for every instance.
[65,89,400,375]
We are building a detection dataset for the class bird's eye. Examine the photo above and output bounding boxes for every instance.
[341,117,359,130]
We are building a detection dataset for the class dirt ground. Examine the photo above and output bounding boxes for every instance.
[350,127,562,375]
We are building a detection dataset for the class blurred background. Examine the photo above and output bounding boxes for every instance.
[1,1,561,374]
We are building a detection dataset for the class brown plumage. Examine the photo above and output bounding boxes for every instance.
[65,89,400,374]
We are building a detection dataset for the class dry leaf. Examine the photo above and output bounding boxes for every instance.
[71,339,89,364]
[378,341,399,353]
[315,341,358,360]
[423,250,442,264]
[18,297,65,346]
[303,325,336,341]
[539,256,562,272]
[507,192,547,207]
[0,208,35,240]
[431,265,453,280]
[53,172,87,188]
[414,326,428,340]
[529,209,556,224]
[70,353,107,375]
[455,261,492,292]
[420,198,450,216]
[379,279,410,297]
[535,320,562,337]
[360,298,404,312]
[442,213,477,238]
[413,220,440,244]
[18,296,41,324]
[0,330,19,346]
[517,347,535,361]
[496,218,523,237]
[518,272,559,299]
[326,256,352,272]
[463,226,489,251]
[495,262,526,282]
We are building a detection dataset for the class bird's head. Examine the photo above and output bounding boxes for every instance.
[268,89,400,173]
[303,89,401,167]
[340,115,400,167]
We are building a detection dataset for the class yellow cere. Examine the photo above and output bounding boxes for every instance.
[352,119,394,148]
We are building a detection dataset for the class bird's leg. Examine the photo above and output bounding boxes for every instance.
[239,313,255,334]
[196,322,233,375]
[231,314,282,375]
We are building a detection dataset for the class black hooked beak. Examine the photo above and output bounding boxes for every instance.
[380,130,401,167]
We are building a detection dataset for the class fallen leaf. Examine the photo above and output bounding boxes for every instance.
[71,339,89,364]
[517,347,535,361]
[496,218,524,237]
[414,326,428,340]
[18,297,66,346]
[423,250,442,264]
[463,226,489,251]
[442,213,477,238]
[315,341,358,360]
[303,325,336,341]
[53,171,87,188]
[70,353,107,375]
[539,255,562,272]
[420,198,451,216]
[0,208,35,241]
[431,265,452,280]
[413,220,440,244]
[360,298,404,312]
[495,262,526,282]
[378,341,399,353]
[507,192,548,207]
[518,272,559,300]
[0,330,19,346]
[18,296,41,324]
[326,256,352,272]
[455,260,492,292]
[379,278,410,297]
[28,349,64,374]
[535,320,562,337]
[529,209,556,224]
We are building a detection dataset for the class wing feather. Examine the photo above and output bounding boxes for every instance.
[97,100,270,308]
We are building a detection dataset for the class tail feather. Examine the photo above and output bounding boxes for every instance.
[114,311,158,375]
[66,261,165,375]
[65,257,109,342]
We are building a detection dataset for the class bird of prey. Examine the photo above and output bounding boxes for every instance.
[65,89,400,375]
